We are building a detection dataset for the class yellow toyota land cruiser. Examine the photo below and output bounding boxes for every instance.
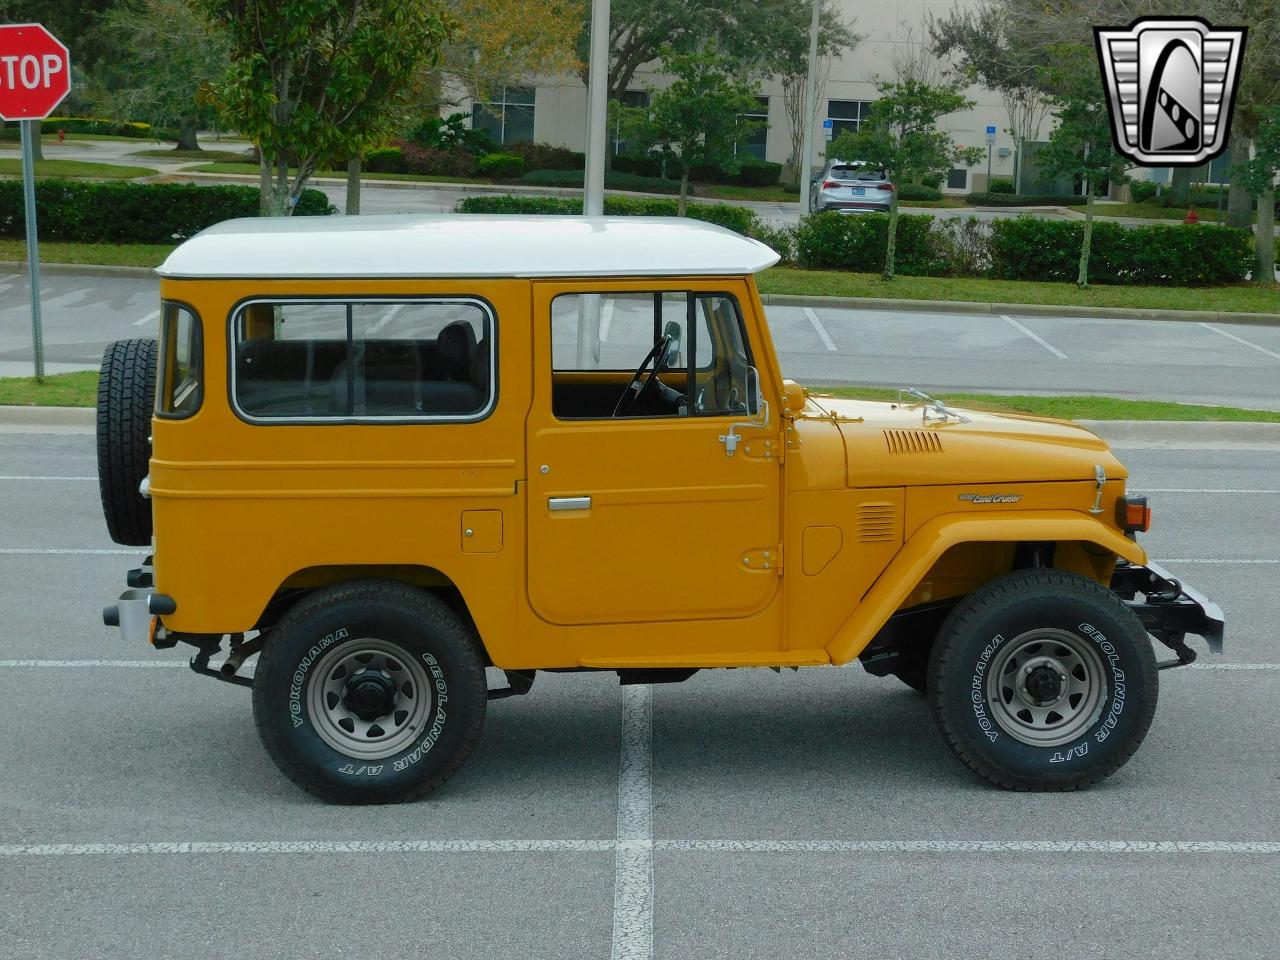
[98,215,1223,803]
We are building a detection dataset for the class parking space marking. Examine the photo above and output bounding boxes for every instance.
[0,476,94,481]
[1157,558,1279,565]
[1191,663,1280,670]
[999,315,1068,359]
[1199,323,1280,361]
[802,308,838,352]
[0,839,616,857]
[43,287,92,308]
[1139,488,1280,494]
[0,660,185,668]
[0,548,138,555]
[132,309,161,328]
[656,840,1280,854]
[612,684,654,960]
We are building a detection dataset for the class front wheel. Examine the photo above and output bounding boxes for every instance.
[928,568,1158,791]
[252,580,487,804]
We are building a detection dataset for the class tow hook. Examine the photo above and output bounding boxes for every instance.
[1152,631,1198,671]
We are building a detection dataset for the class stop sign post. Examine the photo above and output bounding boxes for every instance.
[0,24,72,383]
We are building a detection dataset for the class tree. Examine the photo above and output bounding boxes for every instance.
[827,79,983,279]
[198,0,452,215]
[1036,46,1129,288]
[1232,102,1279,283]
[617,46,762,215]
[765,1,862,187]
[93,0,229,151]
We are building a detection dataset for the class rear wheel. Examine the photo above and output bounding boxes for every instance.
[252,580,488,804]
[96,338,157,546]
[928,568,1158,791]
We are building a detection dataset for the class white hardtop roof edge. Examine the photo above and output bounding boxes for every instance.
[156,214,781,280]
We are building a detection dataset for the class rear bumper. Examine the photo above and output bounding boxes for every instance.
[1111,559,1224,660]
[102,556,176,645]
[818,200,891,213]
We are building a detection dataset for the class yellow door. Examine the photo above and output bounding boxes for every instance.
[526,280,783,627]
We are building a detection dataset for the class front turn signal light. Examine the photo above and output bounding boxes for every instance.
[1117,495,1152,532]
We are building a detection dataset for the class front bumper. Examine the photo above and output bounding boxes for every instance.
[1111,559,1224,666]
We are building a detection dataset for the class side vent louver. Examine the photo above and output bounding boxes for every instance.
[857,501,897,543]
[883,429,943,454]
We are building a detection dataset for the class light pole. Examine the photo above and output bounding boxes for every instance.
[797,0,821,214]
[578,0,611,367]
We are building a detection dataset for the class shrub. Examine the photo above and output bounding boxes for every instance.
[965,192,1087,206]
[896,184,942,202]
[0,180,334,244]
[989,216,1253,285]
[988,179,1015,194]
[406,112,494,155]
[612,154,665,178]
[751,223,796,263]
[503,141,584,171]
[475,153,525,179]
[454,194,758,236]
[364,146,404,171]
[1130,181,1159,203]
[928,217,993,276]
[365,139,476,177]
[520,168,681,194]
[12,116,163,139]
[793,212,944,275]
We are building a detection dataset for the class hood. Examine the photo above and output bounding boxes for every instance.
[804,396,1128,489]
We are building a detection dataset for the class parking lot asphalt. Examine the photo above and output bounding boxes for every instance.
[0,429,1277,960]
[3,269,1279,409]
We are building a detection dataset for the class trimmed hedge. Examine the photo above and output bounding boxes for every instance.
[365,140,477,177]
[502,140,584,171]
[475,153,524,179]
[897,184,942,201]
[8,116,170,139]
[989,216,1253,285]
[794,212,943,275]
[690,159,783,187]
[966,192,1088,206]
[988,179,1015,194]
[454,194,758,236]
[0,180,334,244]
[520,168,681,194]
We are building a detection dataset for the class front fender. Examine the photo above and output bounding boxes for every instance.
[825,510,1147,665]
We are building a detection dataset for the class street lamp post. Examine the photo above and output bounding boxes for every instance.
[797,0,821,214]
[578,0,611,367]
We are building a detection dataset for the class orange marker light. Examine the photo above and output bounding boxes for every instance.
[1118,496,1152,532]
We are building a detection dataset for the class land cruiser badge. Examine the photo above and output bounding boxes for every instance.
[958,493,1023,504]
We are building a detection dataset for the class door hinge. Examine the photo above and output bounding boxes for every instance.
[741,545,783,573]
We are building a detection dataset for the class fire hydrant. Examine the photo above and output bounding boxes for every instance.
[57,128,65,143]
[1184,206,1199,224]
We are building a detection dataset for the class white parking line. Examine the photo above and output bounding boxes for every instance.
[0,548,138,555]
[1157,558,1279,565]
[42,287,91,308]
[132,309,160,328]
[612,684,654,960]
[1000,315,1069,359]
[0,476,94,481]
[802,308,838,352]
[1191,663,1280,670]
[1138,488,1280,494]
[1198,323,1280,361]
[0,660,185,668]
[656,839,1280,854]
[0,839,616,857]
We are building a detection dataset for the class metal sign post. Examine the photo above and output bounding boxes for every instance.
[985,125,997,190]
[19,119,44,380]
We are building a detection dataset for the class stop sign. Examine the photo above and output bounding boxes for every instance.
[0,23,70,121]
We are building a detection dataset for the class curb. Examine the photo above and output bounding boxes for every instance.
[759,293,1280,326]
[1079,419,1280,448]
[0,405,95,435]
[0,261,156,279]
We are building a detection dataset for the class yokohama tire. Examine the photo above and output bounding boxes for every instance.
[252,580,488,804]
[96,338,157,546]
[928,568,1158,791]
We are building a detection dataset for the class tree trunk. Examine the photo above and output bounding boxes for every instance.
[1077,192,1094,289]
[883,193,899,280]
[346,156,362,215]
[678,171,689,216]
[175,119,200,152]
[258,153,271,215]
[259,151,291,216]
[1169,166,1191,205]
[1225,131,1253,228]
[31,119,43,160]
[1254,187,1275,285]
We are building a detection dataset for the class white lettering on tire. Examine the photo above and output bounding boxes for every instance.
[392,653,450,772]
[288,628,350,728]
[970,634,1006,742]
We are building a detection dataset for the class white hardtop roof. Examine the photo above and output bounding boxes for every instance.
[157,214,781,280]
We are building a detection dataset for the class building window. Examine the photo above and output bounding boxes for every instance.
[613,89,650,156]
[736,96,769,160]
[947,167,969,190]
[232,298,495,422]
[471,86,536,145]
[826,100,874,137]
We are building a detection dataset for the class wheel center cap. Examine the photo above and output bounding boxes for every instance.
[1023,662,1066,705]
[344,671,395,721]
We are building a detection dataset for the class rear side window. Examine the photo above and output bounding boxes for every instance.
[157,302,202,419]
[231,298,495,422]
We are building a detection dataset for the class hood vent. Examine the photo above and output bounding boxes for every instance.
[857,501,897,543]
[883,429,943,454]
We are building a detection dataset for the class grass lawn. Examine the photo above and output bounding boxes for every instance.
[0,158,157,179]
[186,161,489,184]
[759,267,1280,315]
[699,184,800,203]
[6,369,1277,421]
[130,148,251,162]
[0,239,174,268]
[814,385,1280,422]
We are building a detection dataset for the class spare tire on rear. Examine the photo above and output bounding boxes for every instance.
[96,338,157,546]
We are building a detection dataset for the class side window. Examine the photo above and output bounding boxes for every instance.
[157,302,201,418]
[550,291,751,420]
[233,298,494,421]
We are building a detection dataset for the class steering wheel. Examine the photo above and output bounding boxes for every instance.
[612,335,674,417]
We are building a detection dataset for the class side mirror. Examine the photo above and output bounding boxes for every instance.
[782,379,806,415]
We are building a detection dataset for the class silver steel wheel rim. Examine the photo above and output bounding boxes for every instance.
[985,628,1107,747]
[306,638,432,761]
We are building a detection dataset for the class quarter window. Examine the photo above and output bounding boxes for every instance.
[157,302,201,418]
[551,291,752,420]
[232,299,494,421]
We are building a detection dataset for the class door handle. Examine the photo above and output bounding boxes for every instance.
[548,496,592,512]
